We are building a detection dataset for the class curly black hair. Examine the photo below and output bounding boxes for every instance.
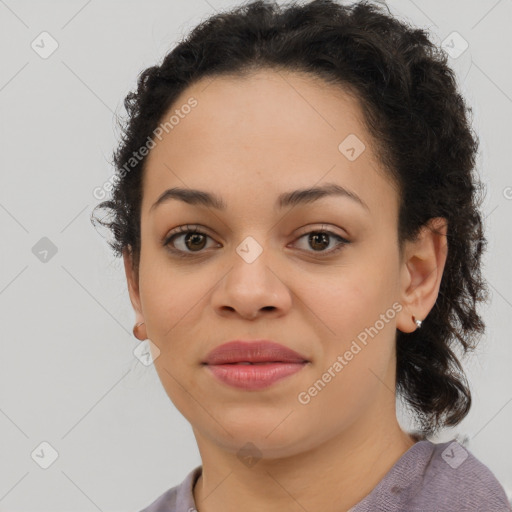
[91,0,490,438]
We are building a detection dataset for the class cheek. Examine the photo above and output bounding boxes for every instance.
[137,258,197,351]
[328,238,399,325]
[295,278,398,436]
[304,245,400,380]
[137,256,219,376]
[138,235,203,321]
[137,263,207,414]
[304,267,393,343]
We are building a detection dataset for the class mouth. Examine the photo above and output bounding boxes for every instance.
[202,339,310,366]
[204,361,308,390]
[220,361,290,364]
[202,340,310,390]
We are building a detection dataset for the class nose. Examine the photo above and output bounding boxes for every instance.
[210,243,293,321]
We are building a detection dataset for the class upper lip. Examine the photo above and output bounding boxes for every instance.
[203,340,309,365]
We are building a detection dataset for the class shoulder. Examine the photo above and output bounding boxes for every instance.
[410,439,511,511]
[350,438,511,512]
[137,465,202,512]
[138,486,178,512]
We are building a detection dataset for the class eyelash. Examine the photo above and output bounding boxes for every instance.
[162,224,350,259]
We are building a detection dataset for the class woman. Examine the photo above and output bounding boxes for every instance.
[92,0,511,510]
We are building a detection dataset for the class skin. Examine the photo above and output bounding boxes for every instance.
[123,69,448,512]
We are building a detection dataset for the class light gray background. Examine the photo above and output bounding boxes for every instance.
[0,0,511,510]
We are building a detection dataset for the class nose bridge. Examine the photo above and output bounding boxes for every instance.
[226,205,277,265]
[211,228,292,318]
[229,231,277,289]
[235,232,268,266]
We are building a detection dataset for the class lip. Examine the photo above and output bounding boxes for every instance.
[203,340,309,365]
[202,340,310,390]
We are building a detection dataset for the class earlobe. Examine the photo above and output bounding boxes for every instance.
[123,248,148,340]
[396,217,448,333]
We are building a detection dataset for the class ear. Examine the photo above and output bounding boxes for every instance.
[122,247,145,328]
[396,217,449,333]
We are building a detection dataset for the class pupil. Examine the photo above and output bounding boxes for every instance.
[310,232,328,251]
[186,233,206,251]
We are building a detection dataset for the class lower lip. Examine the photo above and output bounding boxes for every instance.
[205,362,307,390]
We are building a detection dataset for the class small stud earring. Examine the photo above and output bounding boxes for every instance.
[412,315,422,329]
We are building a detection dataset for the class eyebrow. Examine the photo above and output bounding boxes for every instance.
[149,182,370,213]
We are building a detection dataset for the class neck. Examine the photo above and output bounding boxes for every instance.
[192,411,417,512]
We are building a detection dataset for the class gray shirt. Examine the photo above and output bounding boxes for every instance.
[138,438,512,511]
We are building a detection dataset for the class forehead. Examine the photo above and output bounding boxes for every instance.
[141,69,398,221]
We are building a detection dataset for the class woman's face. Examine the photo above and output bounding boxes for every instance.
[125,69,427,459]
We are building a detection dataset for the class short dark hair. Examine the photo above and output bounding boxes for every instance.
[92,0,489,438]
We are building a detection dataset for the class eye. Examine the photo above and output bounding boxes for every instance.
[163,225,219,257]
[292,227,350,256]
[162,224,351,258]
